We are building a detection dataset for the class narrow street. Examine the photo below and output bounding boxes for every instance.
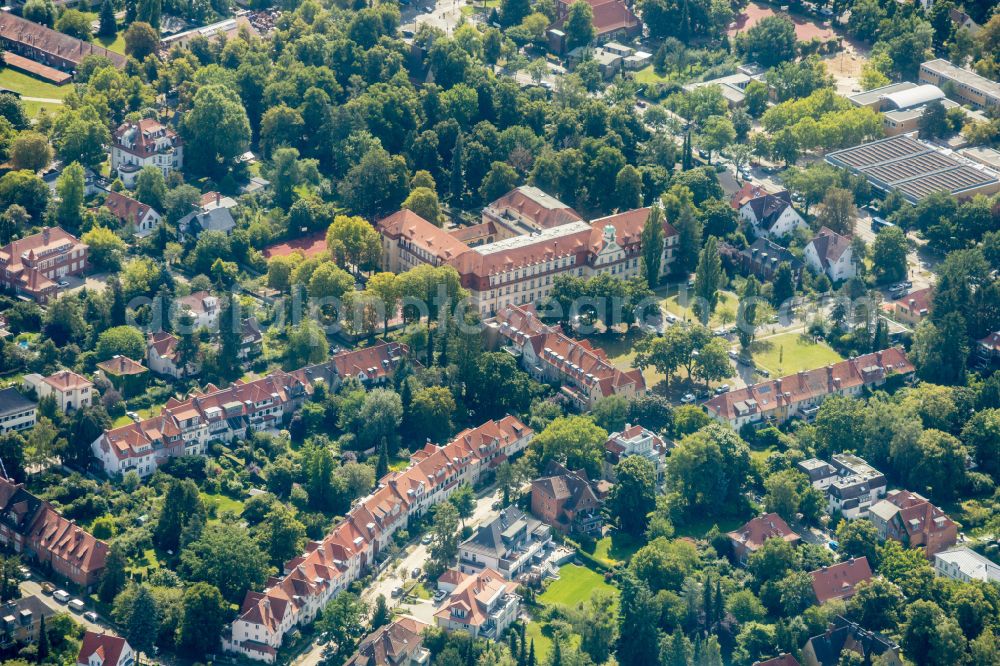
[291,486,504,666]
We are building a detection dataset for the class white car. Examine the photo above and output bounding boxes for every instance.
[680,393,696,404]
[53,590,70,603]
[68,599,85,613]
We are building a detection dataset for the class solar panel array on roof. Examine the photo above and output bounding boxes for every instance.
[826,135,1000,203]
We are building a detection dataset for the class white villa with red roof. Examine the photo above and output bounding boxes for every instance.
[434,568,520,639]
[111,118,183,188]
[77,632,134,666]
[225,416,533,662]
[704,349,914,430]
[102,191,162,237]
[493,303,646,409]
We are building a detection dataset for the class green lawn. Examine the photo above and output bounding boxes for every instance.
[539,564,617,609]
[585,532,641,566]
[591,329,661,388]
[128,547,162,579]
[111,414,133,428]
[97,33,127,55]
[525,621,553,662]
[633,66,671,86]
[673,514,746,540]
[751,332,844,376]
[201,492,245,518]
[0,68,70,100]
[661,289,739,329]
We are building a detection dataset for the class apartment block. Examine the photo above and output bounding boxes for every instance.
[919,58,1000,110]
[0,227,88,303]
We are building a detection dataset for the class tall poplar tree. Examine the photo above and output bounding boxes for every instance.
[640,207,664,288]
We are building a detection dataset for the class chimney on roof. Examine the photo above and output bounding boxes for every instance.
[42,227,50,245]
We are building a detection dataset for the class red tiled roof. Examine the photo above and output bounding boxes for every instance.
[705,348,914,423]
[96,356,147,376]
[485,186,583,230]
[728,513,800,552]
[77,631,128,666]
[0,12,126,69]
[42,369,92,392]
[377,210,470,263]
[103,191,155,225]
[809,227,852,268]
[589,207,678,252]
[810,557,873,604]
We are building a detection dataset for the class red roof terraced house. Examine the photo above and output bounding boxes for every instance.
[225,416,533,662]
[868,490,958,559]
[704,348,915,430]
[77,632,134,666]
[493,303,646,409]
[728,513,801,565]
[0,227,88,303]
[0,477,108,589]
[0,12,125,78]
[809,557,873,605]
[111,118,183,189]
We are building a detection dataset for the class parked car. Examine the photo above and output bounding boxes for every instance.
[18,566,30,579]
[665,313,679,324]
[83,611,98,623]
[728,350,739,360]
[433,589,447,603]
[758,368,770,378]
[57,281,70,288]
[68,599,85,613]
[391,586,403,598]
[714,384,730,395]
[53,590,70,603]
[420,534,432,545]
[680,393,696,404]
[40,582,54,595]
[411,568,421,579]
[828,540,839,551]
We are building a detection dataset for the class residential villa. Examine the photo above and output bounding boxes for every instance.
[933,547,1000,583]
[704,349,915,430]
[434,568,520,639]
[177,192,239,240]
[868,490,958,558]
[738,190,808,240]
[343,617,430,666]
[95,356,149,398]
[111,119,183,188]
[22,370,93,414]
[728,513,801,565]
[0,227,88,303]
[797,454,887,520]
[890,287,933,326]
[102,191,162,237]
[76,632,134,666]
[146,331,198,379]
[802,616,901,666]
[457,507,553,581]
[0,388,37,434]
[804,227,857,283]
[530,462,606,537]
[809,557,873,605]
[492,303,646,409]
[603,423,671,486]
[225,416,533,662]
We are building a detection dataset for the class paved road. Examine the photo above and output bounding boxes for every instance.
[19,579,105,634]
[292,486,504,666]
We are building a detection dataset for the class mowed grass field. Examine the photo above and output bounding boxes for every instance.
[0,67,70,99]
[539,564,618,608]
[751,332,843,376]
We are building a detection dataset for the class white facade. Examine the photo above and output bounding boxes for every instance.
[805,239,857,282]
[934,547,1000,583]
[740,200,807,239]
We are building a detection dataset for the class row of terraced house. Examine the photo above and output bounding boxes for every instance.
[89,342,409,479]
[224,415,535,662]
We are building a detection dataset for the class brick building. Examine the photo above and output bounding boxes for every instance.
[0,227,88,303]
